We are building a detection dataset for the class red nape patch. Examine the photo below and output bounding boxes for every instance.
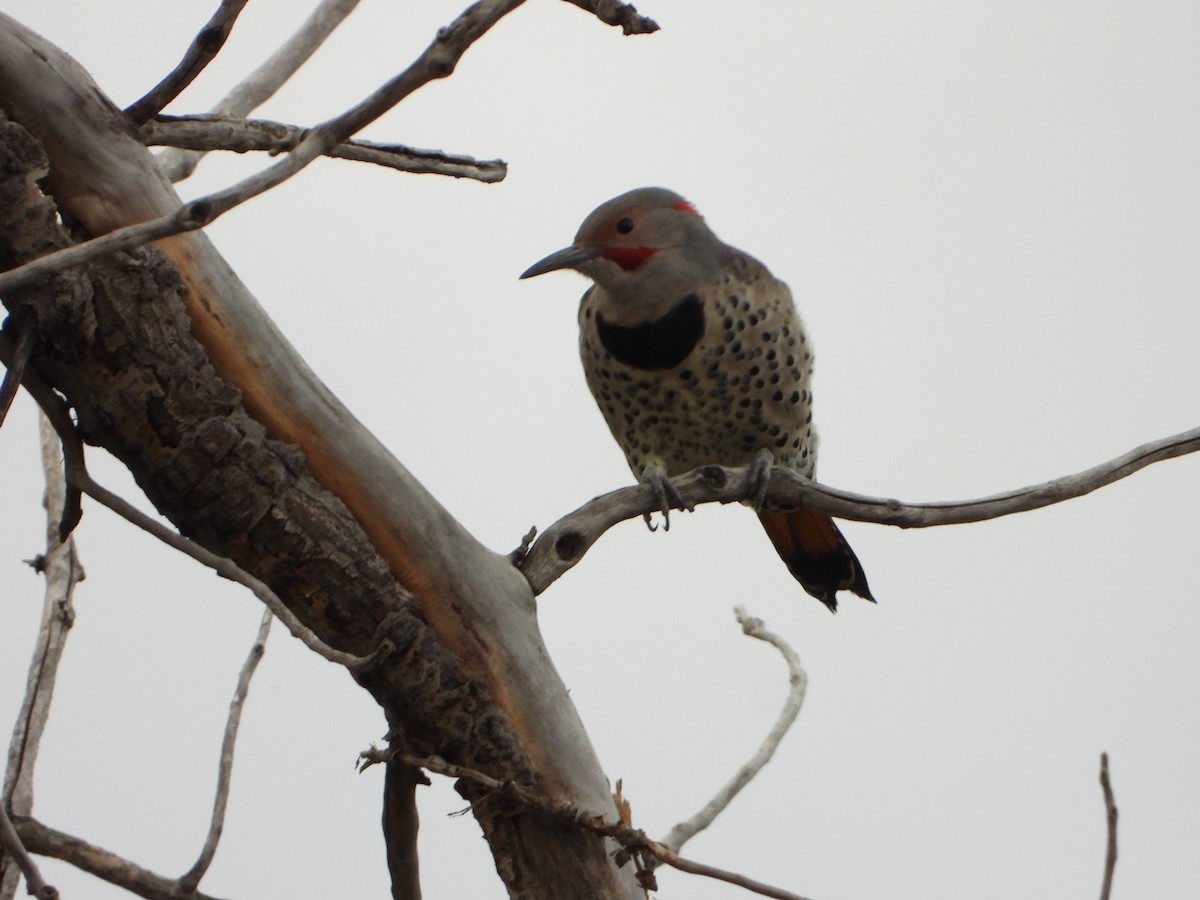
[673,198,699,216]
[603,246,658,271]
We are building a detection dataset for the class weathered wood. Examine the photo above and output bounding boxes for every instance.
[0,15,636,898]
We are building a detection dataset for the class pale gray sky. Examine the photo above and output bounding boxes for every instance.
[2,2,1199,898]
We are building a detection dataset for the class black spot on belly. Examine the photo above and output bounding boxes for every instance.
[595,294,704,371]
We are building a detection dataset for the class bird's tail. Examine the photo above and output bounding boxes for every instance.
[757,509,875,613]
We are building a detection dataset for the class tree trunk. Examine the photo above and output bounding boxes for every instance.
[0,15,637,898]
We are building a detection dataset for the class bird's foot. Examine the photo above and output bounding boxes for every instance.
[748,448,775,511]
[642,468,692,532]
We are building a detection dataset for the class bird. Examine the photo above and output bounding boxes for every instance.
[520,187,873,612]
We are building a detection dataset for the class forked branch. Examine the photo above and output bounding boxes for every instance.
[359,748,813,900]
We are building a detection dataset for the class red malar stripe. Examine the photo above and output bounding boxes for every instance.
[603,246,658,271]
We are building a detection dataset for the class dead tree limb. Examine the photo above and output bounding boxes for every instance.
[519,425,1200,594]
[658,608,807,856]
[1099,753,1118,900]
[561,0,660,34]
[124,0,251,124]
[177,610,273,894]
[142,115,506,181]
[13,819,227,900]
[0,7,647,895]
[0,414,82,900]
[158,0,363,182]
[362,748,814,900]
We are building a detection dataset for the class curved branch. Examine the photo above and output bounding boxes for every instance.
[13,819,226,900]
[124,0,251,124]
[658,608,807,855]
[1099,753,1118,900]
[177,610,272,893]
[519,425,1200,594]
[142,115,506,182]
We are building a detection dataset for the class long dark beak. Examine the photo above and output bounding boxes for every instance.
[519,244,600,279]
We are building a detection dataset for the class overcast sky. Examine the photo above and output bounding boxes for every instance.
[2,2,1199,898]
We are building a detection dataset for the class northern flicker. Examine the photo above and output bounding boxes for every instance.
[520,187,873,612]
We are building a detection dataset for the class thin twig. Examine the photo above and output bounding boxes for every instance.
[0,307,35,430]
[658,607,807,855]
[1,413,81,900]
[519,424,1200,594]
[14,818,227,900]
[0,0,526,297]
[159,0,362,181]
[360,748,813,900]
[124,0,251,124]
[143,115,505,182]
[561,0,660,34]
[0,806,55,899]
[177,609,272,893]
[1099,753,1118,900]
[0,335,372,670]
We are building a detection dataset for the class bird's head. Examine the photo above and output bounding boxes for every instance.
[520,188,726,307]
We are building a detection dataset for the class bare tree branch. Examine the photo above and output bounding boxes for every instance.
[1,413,81,900]
[658,607,807,855]
[0,0,526,298]
[561,0,660,34]
[124,0,251,125]
[519,425,1200,594]
[1099,753,1118,900]
[159,0,362,181]
[0,335,372,670]
[0,807,55,899]
[177,609,272,894]
[0,307,34,431]
[360,748,813,900]
[14,818,228,900]
[143,115,505,182]
[382,746,429,900]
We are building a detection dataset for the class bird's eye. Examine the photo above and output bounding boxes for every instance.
[615,217,635,235]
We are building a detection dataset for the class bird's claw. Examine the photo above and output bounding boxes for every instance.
[748,448,774,511]
[643,469,692,532]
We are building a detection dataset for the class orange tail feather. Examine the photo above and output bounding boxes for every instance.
[757,509,874,613]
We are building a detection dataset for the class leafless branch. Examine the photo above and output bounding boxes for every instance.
[14,818,227,900]
[382,746,429,900]
[1,414,81,900]
[124,0,251,124]
[143,115,505,182]
[0,334,373,669]
[561,0,660,34]
[519,424,1200,594]
[177,609,272,894]
[0,807,55,899]
[360,748,812,900]
[0,0,526,297]
[159,0,362,181]
[658,607,807,855]
[0,307,34,430]
[1099,753,1118,900]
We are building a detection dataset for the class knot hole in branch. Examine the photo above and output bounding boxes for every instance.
[554,531,584,563]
